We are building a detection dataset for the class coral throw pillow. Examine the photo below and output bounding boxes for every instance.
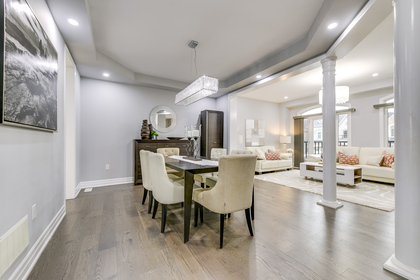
[381,151,395,168]
[265,152,282,160]
[338,151,359,165]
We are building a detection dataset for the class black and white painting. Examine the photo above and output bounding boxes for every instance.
[1,0,58,131]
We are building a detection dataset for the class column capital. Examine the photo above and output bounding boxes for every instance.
[321,57,337,74]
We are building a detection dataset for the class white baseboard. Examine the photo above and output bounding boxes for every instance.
[384,254,420,280]
[79,177,134,189]
[74,182,82,198]
[9,205,66,280]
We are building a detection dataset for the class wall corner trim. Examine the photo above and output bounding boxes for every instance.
[79,177,134,189]
[9,205,66,280]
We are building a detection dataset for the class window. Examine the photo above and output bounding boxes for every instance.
[298,105,351,152]
[379,96,394,147]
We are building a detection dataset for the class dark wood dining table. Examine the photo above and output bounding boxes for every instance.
[165,156,255,243]
[165,157,218,243]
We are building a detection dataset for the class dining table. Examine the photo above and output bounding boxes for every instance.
[165,156,254,243]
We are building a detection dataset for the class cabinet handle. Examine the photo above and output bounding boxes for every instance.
[165,145,169,147]
[146,145,150,147]
[213,142,217,144]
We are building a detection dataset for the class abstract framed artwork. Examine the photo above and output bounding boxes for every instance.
[245,119,265,147]
[1,0,58,131]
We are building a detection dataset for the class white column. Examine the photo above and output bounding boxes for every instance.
[384,0,420,278]
[317,57,343,209]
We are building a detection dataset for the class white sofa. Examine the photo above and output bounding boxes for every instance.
[308,146,395,184]
[246,146,293,174]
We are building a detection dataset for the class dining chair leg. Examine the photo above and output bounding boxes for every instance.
[142,188,148,204]
[194,201,199,227]
[245,208,254,236]
[148,191,153,214]
[201,182,205,188]
[161,204,167,233]
[152,199,159,219]
[220,214,225,249]
[251,187,255,220]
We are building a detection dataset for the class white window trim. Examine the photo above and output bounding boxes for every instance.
[379,94,394,147]
[298,103,352,147]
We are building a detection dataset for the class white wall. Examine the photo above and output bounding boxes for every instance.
[0,0,68,278]
[80,78,220,182]
[281,87,394,149]
[236,97,282,151]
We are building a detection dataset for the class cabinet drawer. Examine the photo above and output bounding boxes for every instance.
[158,143,178,148]
[138,143,158,152]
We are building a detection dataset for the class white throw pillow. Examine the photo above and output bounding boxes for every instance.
[280,153,292,160]
[255,149,266,160]
[366,155,384,167]
[391,162,395,170]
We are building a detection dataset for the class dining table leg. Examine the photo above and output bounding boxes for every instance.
[184,171,194,243]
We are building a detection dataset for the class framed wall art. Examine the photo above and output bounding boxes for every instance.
[245,119,265,147]
[1,0,58,131]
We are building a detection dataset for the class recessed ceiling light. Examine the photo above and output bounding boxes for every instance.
[372,73,379,77]
[256,75,262,79]
[68,19,79,26]
[103,73,110,77]
[284,96,288,99]
[327,22,338,29]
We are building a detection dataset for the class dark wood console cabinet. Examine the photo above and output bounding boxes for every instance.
[133,139,192,185]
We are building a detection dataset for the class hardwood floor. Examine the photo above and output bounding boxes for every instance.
[28,179,404,280]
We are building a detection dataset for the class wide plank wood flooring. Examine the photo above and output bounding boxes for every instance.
[28,179,404,280]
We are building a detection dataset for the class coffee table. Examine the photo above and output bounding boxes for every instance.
[300,162,362,187]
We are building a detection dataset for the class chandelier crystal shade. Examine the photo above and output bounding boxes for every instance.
[319,86,349,105]
[175,75,219,106]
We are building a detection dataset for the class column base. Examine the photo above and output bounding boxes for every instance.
[384,254,420,280]
[317,199,343,209]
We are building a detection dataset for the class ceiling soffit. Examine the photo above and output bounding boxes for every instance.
[47,0,376,95]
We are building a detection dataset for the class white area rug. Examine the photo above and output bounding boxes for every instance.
[254,170,395,212]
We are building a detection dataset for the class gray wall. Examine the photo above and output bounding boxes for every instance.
[236,97,282,150]
[80,78,220,182]
[0,0,67,278]
[349,87,393,147]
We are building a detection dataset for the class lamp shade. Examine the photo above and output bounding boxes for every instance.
[280,135,291,144]
[319,86,349,105]
[175,75,218,106]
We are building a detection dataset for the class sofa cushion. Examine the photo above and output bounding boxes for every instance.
[359,147,393,165]
[255,149,266,160]
[338,151,359,165]
[366,155,384,167]
[265,151,282,160]
[361,165,395,179]
[381,151,395,168]
[260,160,280,169]
[307,154,322,162]
[336,147,361,162]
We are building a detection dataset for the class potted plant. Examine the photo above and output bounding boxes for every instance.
[151,130,159,140]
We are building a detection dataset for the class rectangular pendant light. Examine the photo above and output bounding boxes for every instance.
[175,75,218,106]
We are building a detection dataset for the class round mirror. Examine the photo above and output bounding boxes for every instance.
[149,105,177,133]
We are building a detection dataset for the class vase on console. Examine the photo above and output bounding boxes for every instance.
[141,120,150,139]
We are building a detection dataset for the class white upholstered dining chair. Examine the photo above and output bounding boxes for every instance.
[140,150,154,214]
[157,147,183,178]
[194,148,227,188]
[193,154,257,248]
[148,152,186,233]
